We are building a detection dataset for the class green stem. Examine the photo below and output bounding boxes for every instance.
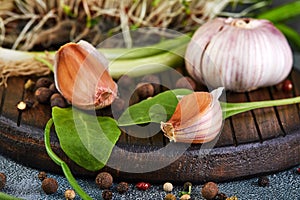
[275,23,300,50]
[0,192,23,200]
[222,96,300,119]
[257,1,300,22]
[44,119,93,200]
[108,43,187,78]
[100,34,191,60]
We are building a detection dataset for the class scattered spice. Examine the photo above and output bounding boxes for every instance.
[226,196,238,200]
[50,93,67,108]
[16,101,27,111]
[175,76,197,90]
[180,194,191,200]
[24,79,35,91]
[49,83,58,93]
[163,182,173,192]
[38,171,47,181]
[183,182,192,193]
[0,172,6,190]
[95,172,113,189]
[282,79,293,92]
[102,190,113,200]
[164,193,176,200]
[257,176,269,187]
[116,182,129,194]
[35,87,53,104]
[141,74,161,94]
[118,75,134,89]
[35,77,53,89]
[201,182,219,200]
[112,98,125,113]
[215,192,228,200]
[136,182,151,190]
[41,177,58,194]
[135,82,155,99]
[64,189,76,200]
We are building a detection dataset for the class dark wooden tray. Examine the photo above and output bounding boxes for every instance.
[0,69,299,184]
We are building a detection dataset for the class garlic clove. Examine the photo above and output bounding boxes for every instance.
[161,87,223,144]
[54,40,118,110]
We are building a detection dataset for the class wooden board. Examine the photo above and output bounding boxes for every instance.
[0,70,299,184]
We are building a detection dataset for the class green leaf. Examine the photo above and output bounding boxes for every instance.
[117,89,193,126]
[52,107,121,171]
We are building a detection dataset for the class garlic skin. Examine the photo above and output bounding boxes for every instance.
[161,87,223,144]
[185,17,293,92]
[54,40,118,110]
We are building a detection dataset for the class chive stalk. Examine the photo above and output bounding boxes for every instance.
[222,96,300,119]
[44,119,93,200]
[0,192,23,200]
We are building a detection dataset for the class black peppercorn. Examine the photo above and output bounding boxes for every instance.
[201,182,219,200]
[50,93,67,108]
[35,77,53,89]
[38,171,47,181]
[35,87,53,104]
[135,82,154,99]
[0,172,6,190]
[175,76,197,90]
[41,177,58,194]
[102,190,112,200]
[95,172,113,189]
[257,176,269,187]
[116,182,129,194]
[164,193,176,200]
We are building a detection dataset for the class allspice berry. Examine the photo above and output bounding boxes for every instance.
[116,182,129,194]
[164,193,176,200]
[201,182,219,200]
[49,83,58,93]
[141,74,161,94]
[35,87,53,104]
[41,178,58,194]
[38,171,47,181]
[102,190,112,200]
[0,172,6,190]
[135,82,154,99]
[50,93,67,108]
[35,77,53,89]
[175,76,197,90]
[95,172,113,189]
[65,189,76,200]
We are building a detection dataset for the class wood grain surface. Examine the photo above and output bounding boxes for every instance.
[0,69,299,183]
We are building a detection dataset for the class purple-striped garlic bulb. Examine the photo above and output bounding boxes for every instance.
[54,40,118,110]
[185,17,293,92]
[160,87,223,144]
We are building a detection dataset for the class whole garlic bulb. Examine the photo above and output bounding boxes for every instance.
[160,87,223,144]
[185,17,293,92]
[54,40,118,110]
